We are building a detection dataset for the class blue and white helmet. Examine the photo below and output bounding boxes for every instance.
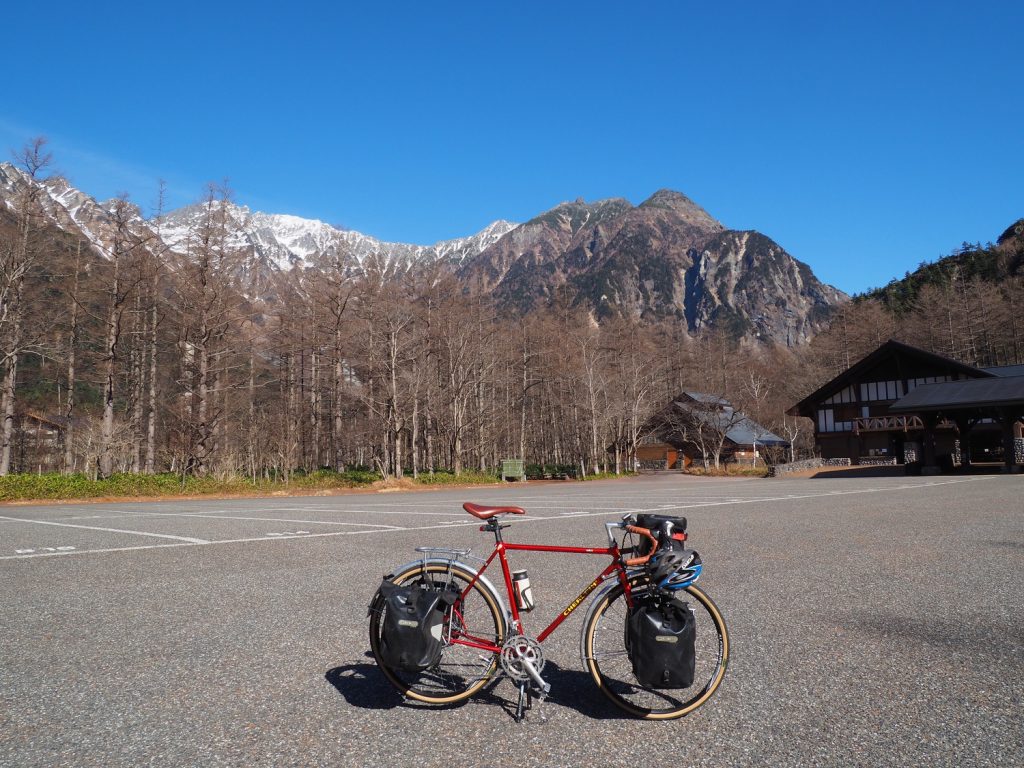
[650,548,702,589]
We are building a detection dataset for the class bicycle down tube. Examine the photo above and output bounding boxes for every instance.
[456,538,633,647]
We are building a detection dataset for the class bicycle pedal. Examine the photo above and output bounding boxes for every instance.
[527,693,549,724]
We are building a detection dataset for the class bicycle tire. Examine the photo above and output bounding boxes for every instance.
[581,577,729,719]
[369,561,507,705]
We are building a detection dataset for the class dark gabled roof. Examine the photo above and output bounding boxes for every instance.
[889,376,1024,413]
[681,391,730,406]
[722,415,789,447]
[788,339,994,417]
[983,364,1024,378]
[671,399,789,447]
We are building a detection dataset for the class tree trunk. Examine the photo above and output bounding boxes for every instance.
[411,390,419,479]
[197,337,208,473]
[130,293,144,473]
[334,329,345,471]
[425,381,435,475]
[311,345,320,469]
[0,347,19,475]
[145,298,158,474]
[65,242,81,474]
[519,354,528,461]
[99,298,120,478]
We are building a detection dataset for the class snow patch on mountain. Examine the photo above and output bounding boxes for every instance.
[0,162,518,275]
[158,199,517,273]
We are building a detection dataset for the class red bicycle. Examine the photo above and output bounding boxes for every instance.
[367,502,729,720]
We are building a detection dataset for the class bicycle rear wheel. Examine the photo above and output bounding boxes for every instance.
[369,561,506,705]
[582,577,728,719]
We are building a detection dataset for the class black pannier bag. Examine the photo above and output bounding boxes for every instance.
[634,514,688,557]
[378,579,459,672]
[626,596,696,689]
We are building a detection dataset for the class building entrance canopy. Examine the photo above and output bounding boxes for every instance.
[889,377,1024,473]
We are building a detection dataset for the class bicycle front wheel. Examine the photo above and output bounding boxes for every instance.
[369,561,507,705]
[582,578,729,719]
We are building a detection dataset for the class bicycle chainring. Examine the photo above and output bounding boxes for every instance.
[499,635,545,682]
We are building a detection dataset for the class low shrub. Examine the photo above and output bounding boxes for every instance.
[524,463,579,479]
[684,465,767,478]
[581,471,635,481]
[0,468,382,501]
[289,469,379,488]
[415,469,501,486]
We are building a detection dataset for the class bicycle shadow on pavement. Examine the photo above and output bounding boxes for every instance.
[324,659,404,710]
[324,653,507,714]
[540,661,631,720]
[325,654,631,720]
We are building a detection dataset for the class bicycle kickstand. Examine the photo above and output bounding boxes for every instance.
[513,682,548,724]
[514,682,529,722]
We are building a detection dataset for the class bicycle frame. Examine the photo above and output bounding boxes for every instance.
[453,523,636,651]
[375,510,725,721]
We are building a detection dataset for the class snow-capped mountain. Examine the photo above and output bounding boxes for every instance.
[0,163,156,258]
[157,200,517,273]
[0,162,517,277]
[0,162,848,344]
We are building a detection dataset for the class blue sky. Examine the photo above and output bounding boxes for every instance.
[3,1,1021,294]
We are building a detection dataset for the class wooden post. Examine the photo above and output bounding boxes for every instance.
[920,412,940,475]
[1000,408,1020,474]
[954,416,972,469]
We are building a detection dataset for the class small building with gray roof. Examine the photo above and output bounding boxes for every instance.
[637,392,788,469]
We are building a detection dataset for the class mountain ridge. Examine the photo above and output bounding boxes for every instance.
[862,217,1024,313]
[0,161,846,344]
[458,191,844,344]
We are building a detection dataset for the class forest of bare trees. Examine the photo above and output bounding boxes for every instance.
[1,140,1022,480]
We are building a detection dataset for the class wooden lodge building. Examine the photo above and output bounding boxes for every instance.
[789,340,1024,473]
[637,392,789,469]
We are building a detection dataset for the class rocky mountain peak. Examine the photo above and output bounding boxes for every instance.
[0,167,847,345]
[526,196,633,236]
[459,189,845,344]
[639,189,723,230]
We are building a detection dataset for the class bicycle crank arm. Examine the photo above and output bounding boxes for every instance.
[513,648,551,695]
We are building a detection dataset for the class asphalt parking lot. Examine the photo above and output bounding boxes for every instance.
[1,472,1022,767]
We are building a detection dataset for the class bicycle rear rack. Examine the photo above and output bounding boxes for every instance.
[413,546,485,566]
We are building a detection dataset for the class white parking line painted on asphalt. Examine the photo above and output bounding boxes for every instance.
[0,515,210,544]
[0,476,987,561]
[112,511,405,529]
[63,514,140,521]
[177,506,467,518]
[329,509,474,517]
[584,477,986,519]
[0,542,195,560]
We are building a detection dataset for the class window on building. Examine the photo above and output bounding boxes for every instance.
[859,380,903,401]
[817,408,853,432]
[824,386,855,405]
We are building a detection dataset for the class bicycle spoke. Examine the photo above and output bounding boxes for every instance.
[369,563,505,704]
[583,580,728,719]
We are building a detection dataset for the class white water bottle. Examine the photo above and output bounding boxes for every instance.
[511,569,536,612]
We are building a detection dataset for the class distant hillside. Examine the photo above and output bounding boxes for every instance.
[864,218,1024,312]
